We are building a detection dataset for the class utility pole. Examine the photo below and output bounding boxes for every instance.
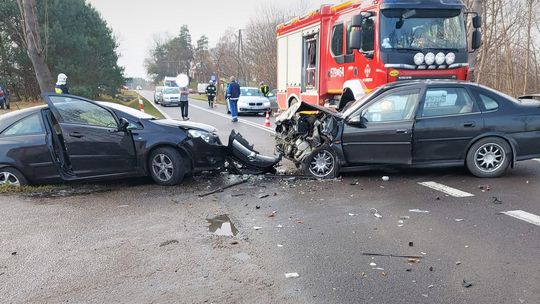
[237,29,243,85]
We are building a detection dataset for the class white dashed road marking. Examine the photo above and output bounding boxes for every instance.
[502,210,540,226]
[418,181,475,197]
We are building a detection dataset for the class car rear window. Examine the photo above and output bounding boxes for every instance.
[478,93,499,111]
[2,113,44,136]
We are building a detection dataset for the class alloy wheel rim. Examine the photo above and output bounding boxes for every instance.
[309,150,335,178]
[475,143,505,173]
[152,154,174,182]
[0,172,20,186]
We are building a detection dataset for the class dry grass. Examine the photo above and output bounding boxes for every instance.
[0,100,44,114]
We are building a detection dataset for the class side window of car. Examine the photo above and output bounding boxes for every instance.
[421,87,477,117]
[363,90,420,122]
[2,113,44,136]
[49,96,118,128]
[478,93,499,111]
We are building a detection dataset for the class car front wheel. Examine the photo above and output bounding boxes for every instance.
[303,145,339,179]
[466,137,511,178]
[149,147,186,185]
[0,167,28,186]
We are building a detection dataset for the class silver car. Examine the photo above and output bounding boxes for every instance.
[227,87,271,115]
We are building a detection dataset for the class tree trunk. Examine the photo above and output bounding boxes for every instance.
[523,0,533,94]
[468,0,483,82]
[18,0,54,94]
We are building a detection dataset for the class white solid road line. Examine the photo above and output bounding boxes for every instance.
[418,181,475,197]
[189,102,276,135]
[144,93,275,135]
[502,210,540,226]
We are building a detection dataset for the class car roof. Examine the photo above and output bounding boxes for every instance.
[382,79,475,90]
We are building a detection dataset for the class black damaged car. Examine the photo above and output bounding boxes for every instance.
[0,94,278,186]
[276,80,540,178]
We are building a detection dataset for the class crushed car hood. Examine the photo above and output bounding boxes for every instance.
[154,119,217,133]
[276,101,341,124]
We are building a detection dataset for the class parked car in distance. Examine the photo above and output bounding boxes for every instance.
[0,94,227,186]
[197,83,209,95]
[226,87,271,115]
[276,80,540,178]
[267,89,279,112]
[518,94,540,102]
[136,85,143,90]
[154,86,164,104]
[161,87,181,107]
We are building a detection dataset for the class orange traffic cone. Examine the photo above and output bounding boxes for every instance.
[264,111,271,127]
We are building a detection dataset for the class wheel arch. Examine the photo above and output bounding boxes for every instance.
[287,94,300,108]
[465,133,517,168]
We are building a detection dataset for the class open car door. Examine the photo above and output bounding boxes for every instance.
[43,93,137,178]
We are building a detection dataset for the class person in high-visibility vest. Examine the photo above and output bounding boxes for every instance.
[259,81,270,97]
[206,80,217,108]
[55,73,69,94]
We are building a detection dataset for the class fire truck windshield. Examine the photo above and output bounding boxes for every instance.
[380,9,466,51]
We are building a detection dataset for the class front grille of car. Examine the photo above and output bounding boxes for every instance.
[249,102,263,106]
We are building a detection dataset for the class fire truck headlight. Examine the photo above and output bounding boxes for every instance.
[435,52,446,65]
[425,52,435,65]
[413,53,424,65]
[445,52,456,65]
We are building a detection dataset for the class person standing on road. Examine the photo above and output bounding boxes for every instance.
[226,76,240,122]
[54,73,69,94]
[259,81,270,97]
[206,80,217,108]
[179,86,190,120]
[0,82,9,110]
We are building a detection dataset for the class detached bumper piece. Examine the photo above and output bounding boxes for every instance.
[227,130,281,174]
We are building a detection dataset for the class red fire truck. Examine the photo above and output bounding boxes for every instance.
[276,0,481,110]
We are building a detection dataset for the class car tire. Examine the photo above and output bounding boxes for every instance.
[148,147,186,185]
[0,167,28,186]
[302,145,339,179]
[466,137,511,178]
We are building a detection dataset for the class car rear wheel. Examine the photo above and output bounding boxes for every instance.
[0,167,27,186]
[303,145,339,179]
[466,137,511,178]
[149,147,186,185]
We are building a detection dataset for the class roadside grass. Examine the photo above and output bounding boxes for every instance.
[99,90,165,119]
[189,94,226,105]
[0,100,44,113]
[0,184,62,195]
[0,183,113,197]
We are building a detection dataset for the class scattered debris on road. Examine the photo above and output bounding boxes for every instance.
[492,196,503,204]
[382,176,390,181]
[258,193,270,199]
[409,209,430,213]
[478,184,491,192]
[11,251,16,256]
[455,218,464,222]
[456,261,462,265]
[199,179,248,197]
[253,226,262,230]
[462,279,473,288]
[408,242,414,247]
[285,272,300,278]
[230,240,239,245]
[362,253,423,259]
[207,214,238,236]
[370,208,383,219]
[159,240,179,247]
[268,211,277,217]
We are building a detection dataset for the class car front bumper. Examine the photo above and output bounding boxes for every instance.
[162,99,181,106]
[238,105,271,113]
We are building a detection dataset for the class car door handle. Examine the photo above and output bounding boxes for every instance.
[69,132,84,138]
[463,121,476,128]
[396,129,408,134]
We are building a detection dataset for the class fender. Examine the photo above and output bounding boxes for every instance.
[465,132,518,168]
[343,79,368,101]
[287,94,301,107]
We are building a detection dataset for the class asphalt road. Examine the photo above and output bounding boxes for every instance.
[138,90,540,303]
[1,92,538,303]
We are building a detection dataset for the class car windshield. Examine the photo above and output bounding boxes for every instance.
[342,88,382,117]
[240,88,260,96]
[380,9,466,50]
[164,88,179,94]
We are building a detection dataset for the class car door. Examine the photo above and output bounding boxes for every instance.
[342,88,421,165]
[43,94,137,177]
[412,86,484,163]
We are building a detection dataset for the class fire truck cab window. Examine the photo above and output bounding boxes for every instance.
[331,24,344,57]
[360,16,375,53]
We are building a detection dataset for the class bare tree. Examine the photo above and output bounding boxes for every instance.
[17,0,54,93]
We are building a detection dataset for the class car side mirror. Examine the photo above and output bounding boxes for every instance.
[119,117,129,131]
[347,114,367,128]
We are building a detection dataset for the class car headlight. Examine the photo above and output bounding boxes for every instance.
[263,101,270,107]
[435,52,446,65]
[424,52,435,65]
[188,129,217,144]
[445,52,456,65]
[413,52,424,65]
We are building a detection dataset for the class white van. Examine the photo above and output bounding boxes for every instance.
[197,83,208,95]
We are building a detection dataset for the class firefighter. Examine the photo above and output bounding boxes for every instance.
[55,73,69,94]
[206,80,217,108]
[226,76,240,122]
[259,81,270,97]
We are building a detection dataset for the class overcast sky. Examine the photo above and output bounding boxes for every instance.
[87,0,336,79]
